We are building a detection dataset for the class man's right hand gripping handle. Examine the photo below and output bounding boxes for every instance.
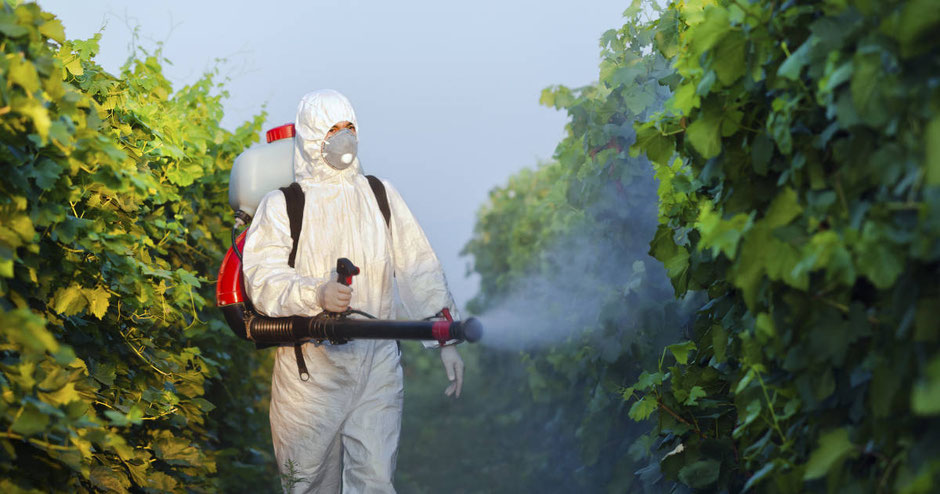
[316,258,359,313]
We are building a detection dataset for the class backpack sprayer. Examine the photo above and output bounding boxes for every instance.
[215,124,483,349]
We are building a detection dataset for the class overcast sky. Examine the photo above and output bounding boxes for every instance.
[39,0,629,311]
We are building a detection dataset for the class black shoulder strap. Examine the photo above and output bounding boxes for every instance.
[365,175,391,228]
[278,182,309,378]
[279,182,305,268]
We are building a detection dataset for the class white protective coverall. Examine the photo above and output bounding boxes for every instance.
[242,89,460,493]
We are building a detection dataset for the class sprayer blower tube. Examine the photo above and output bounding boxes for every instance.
[218,247,484,345]
[245,311,483,345]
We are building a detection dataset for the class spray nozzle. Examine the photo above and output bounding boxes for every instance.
[454,317,484,343]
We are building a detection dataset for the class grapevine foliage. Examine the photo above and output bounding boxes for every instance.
[463,0,939,492]
[625,0,940,492]
[0,3,276,492]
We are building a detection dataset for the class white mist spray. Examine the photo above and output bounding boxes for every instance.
[472,176,679,351]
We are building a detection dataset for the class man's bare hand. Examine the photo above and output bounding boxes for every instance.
[317,280,352,312]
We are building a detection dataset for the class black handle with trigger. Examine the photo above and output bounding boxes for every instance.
[336,258,360,286]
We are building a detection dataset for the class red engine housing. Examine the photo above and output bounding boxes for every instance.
[216,230,248,307]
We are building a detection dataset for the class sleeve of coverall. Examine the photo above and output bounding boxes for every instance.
[242,191,327,317]
[384,181,461,348]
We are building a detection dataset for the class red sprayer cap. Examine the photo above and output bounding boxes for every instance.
[266,123,296,143]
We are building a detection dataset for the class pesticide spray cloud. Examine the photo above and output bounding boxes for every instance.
[472,171,679,352]
[441,158,698,493]
[477,242,667,350]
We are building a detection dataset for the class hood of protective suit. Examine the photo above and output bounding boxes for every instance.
[293,89,361,184]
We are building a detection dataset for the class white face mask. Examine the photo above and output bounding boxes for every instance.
[321,129,358,170]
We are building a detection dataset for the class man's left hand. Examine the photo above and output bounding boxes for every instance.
[440,345,464,398]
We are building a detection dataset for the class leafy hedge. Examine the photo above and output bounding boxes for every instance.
[626,0,940,492]
[0,3,275,492]
[460,0,939,492]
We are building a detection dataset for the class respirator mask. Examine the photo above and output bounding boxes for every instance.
[322,129,358,170]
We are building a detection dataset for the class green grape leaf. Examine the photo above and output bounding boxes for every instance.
[13,98,51,141]
[850,52,888,125]
[855,222,904,289]
[893,0,940,57]
[51,283,87,315]
[0,13,28,37]
[755,313,775,342]
[689,7,730,58]
[713,31,746,86]
[667,341,697,365]
[38,19,65,43]
[711,324,728,363]
[678,459,721,488]
[629,395,658,421]
[684,386,707,406]
[611,64,647,88]
[650,225,690,284]
[926,115,940,186]
[10,404,51,437]
[89,465,132,493]
[751,133,773,175]
[911,356,940,415]
[696,203,753,259]
[632,123,675,166]
[668,83,700,115]
[763,187,802,228]
[0,309,59,353]
[686,109,722,158]
[635,371,665,391]
[7,55,41,94]
[84,286,111,320]
[777,38,812,81]
[38,381,80,406]
[803,428,856,480]
[599,28,619,48]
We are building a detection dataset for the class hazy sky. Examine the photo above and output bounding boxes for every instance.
[39,0,630,310]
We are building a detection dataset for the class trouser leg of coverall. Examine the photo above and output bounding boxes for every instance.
[342,341,404,494]
[271,340,403,494]
[270,344,348,494]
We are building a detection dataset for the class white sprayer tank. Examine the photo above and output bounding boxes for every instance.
[228,124,296,219]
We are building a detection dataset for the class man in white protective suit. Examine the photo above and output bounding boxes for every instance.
[241,89,465,493]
